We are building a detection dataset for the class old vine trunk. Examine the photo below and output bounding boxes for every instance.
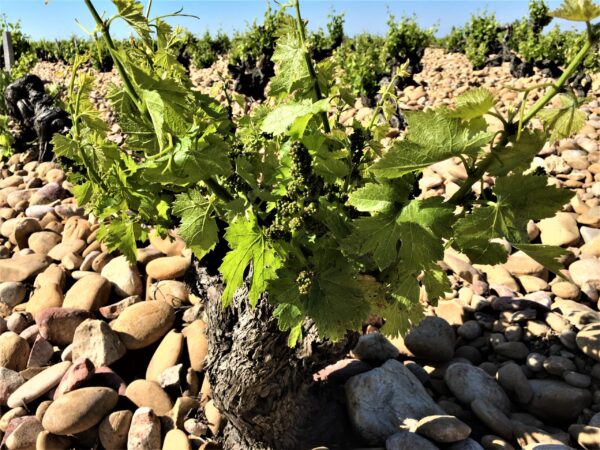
[192,263,359,450]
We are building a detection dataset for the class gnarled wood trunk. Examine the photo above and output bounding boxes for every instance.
[193,263,359,450]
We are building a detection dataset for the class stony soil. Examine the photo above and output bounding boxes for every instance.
[0,49,594,449]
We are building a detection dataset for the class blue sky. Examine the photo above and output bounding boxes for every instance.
[0,0,580,40]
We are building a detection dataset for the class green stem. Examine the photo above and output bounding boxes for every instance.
[145,0,153,18]
[293,0,330,133]
[83,0,141,108]
[520,35,592,127]
[448,135,507,205]
[368,74,399,130]
[451,26,595,206]
[205,178,234,203]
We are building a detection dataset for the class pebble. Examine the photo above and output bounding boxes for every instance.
[0,254,50,282]
[125,379,173,416]
[42,386,118,435]
[28,231,61,255]
[538,213,581,247]
[146,330,183,382]
[36,307,91,346]
[416,415,471,443]
[563,371,591,388]
[527,380,591,421]
[386,430,440,450]
[101,255,143,298]
[543,356,576,376]
[25,283,64,318]
[7,361,71,408]
[98,295,141,320]
[146,256,191,280]
[205,399,224,436]
[0,282,27,309]
[127,407,162,450]
[445,363,511,413]
[569,424,600,450]
[472,397,514,440]
[150,279,189,306]
[99,410,132,450]
[163,429,192,450]
[5,416,44,450]
[576,323,600,361]
[111,300,175,350]
[569,258,600,290]
[552,281,581,299]
[458,320,482,340]
[184,319,209,371]
[496,362,533,404]
[346,359,444,442]
[0,332,30,371]
[53,357,94,398]
[404,316,456,361]
[36,431,71,449]
[0,368,24,406]
[71,319,126,367]
[495,342,529,359]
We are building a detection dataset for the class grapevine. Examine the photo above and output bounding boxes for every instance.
[32,0,598,346]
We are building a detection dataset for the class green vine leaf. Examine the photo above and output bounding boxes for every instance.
[347,182,401,213]
[113,0,153,45]
[454,174,573,263]
[396,198,456,270]
[538,94,586,143]
[488,130,545,176]
[550,0,600,21]
[270,250,368,341]
[422,266,452,304]
[512,243,570,276]
[346,213,403,270]
[380,271,424,338]
[96,216,141,262]
[269,16,311,96]
[370,110,493,178]
[172,190,219,260]
[272,303,304,347]
[446,87,495,120]
[261,99,329,136]
[220,216,282,307]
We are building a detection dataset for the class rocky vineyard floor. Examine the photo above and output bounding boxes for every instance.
[0,48,597,449]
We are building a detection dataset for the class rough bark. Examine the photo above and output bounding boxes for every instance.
[189,262,360,450]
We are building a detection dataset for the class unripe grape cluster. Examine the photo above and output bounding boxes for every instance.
[296,270,315,295]
[224,142,252,193]
[265,141,325,241]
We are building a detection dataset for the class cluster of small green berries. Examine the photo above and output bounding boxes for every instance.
[349,128,368,166]
[224,142,251,193]
[349,128,371,179]
[224,173,251,193]
[265,224,291,241]
[296,270,315,295]
[266,142,326,240]
[325,183,349,204]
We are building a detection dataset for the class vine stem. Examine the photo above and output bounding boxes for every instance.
[368,73,399,130]
[293,0,331,133]
[83,0,141,108]
[449,22,596,206]
[205,178,234,203]
[84,0,233,204]
[520,35,592,127]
